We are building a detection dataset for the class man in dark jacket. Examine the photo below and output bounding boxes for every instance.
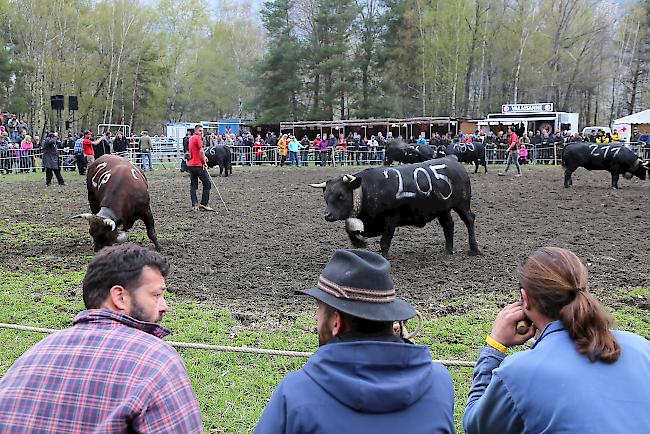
[42,132,65,186]
[182,131,191,154]
[112,131,129,157]
[255,249,455,434]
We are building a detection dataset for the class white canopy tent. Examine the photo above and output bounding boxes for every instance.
[614,109,650,125]
[613,109,650,140]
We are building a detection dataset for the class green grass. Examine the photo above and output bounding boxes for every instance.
[0,220,78,246]
[0,223,647,433]
[0,170,80,183]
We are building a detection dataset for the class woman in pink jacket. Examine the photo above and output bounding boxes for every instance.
[20,135,33,172]
[518,143,528,165]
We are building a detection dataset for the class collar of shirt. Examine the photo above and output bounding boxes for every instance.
[330,331,407,344]
[530,319,565,350]
[73,309,171,339]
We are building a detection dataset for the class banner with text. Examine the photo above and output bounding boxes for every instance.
[501,103,554,114]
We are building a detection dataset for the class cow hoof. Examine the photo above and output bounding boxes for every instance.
[468,249,482,256]
[443,249,453,255]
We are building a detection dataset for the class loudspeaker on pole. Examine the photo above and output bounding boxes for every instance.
[50,95,65,111]
[68,95,78,111]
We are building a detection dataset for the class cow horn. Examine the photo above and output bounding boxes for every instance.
[309,182,327,188]
[71,213,94,221]
[343,174,356,183]
[103,218,116,231]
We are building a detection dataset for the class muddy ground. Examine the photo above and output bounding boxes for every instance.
[1,163,648,326]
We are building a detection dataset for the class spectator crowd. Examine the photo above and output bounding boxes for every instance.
[2,108,649,177]
[0,111,156,178]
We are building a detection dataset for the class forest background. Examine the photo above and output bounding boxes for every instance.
[0,0,648,135]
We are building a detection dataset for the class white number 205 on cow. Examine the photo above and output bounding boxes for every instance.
[383,164,453,200]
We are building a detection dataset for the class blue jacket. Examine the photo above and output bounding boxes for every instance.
[255,337,455,434]
[464,321,650,434]
[288,139,303,153]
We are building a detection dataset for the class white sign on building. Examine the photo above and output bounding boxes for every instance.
[502,103,554,114]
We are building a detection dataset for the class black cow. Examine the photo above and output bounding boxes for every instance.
[439,142,487,173]
[206,145,232,176]
[383,139,436,165]
[309,157,480,257]
[562,142,649,189]
[181,144,233,176]
[73,155,161,252]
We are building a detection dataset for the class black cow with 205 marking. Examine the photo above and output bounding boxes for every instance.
[562,142,649,189]
[309,157,480,257]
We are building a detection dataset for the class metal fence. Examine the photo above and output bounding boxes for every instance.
[228,145,387,167]
[484,142,650,165]
[0,149,78,173]
[1,140,648,175]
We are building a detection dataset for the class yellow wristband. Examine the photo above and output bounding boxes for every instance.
[486,335,507,353]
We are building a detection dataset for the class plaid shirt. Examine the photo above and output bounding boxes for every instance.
[0,309,203,433]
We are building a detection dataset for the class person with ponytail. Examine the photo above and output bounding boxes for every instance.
[463,247,650,434]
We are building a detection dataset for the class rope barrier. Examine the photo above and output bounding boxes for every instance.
[0,322,476,368]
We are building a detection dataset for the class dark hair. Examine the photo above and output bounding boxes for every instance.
[82,243,169,309]
[194,124,203,130]
[518,247,620,363]
[324,305,393,335]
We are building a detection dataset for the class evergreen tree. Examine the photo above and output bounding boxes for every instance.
[381,0,423,117]
[353,0,387,118]
[256,0,304,123]
[310,0,359,120]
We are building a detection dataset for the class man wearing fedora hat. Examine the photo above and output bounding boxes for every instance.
[255,249,455,434]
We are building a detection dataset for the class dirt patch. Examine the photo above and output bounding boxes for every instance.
[1,164,648,325]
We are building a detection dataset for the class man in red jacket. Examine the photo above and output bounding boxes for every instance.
[81,130,102,170]
[499,126,522,177]
[187,124,213,211]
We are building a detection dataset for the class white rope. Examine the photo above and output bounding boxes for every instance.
[0,322,475,368]
[205,169,230,213]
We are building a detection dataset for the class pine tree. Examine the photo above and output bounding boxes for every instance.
[381,0,423,117]
[256,0,304,123]
[309,0,359,120]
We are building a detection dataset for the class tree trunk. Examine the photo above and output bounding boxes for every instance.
[312,72,320,114]
[463,0,486,116]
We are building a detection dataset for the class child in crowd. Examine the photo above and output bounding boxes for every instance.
[518,143,528,165]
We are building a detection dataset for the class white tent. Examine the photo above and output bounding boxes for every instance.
[614,109,650,125]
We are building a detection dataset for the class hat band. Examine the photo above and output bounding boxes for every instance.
[317,275,396,303]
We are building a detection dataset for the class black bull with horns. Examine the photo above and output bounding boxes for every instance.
[562,142,650,189]
[383,139,437,165]
[73,155,161,252]
[309,157,481,257]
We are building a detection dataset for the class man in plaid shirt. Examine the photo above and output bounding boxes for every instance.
[0,244,203,433]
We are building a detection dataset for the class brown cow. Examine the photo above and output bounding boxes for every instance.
[73,155,161,252]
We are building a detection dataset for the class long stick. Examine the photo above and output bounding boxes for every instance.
[205,169,230,213]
